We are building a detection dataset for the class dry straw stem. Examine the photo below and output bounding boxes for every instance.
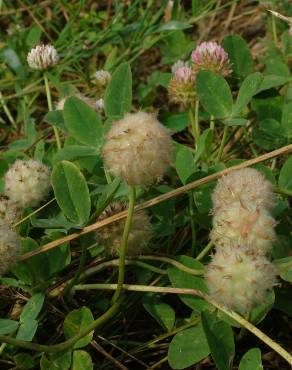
[18,144,292,262]
[73,284,292,366]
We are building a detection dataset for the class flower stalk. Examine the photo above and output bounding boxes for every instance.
[44,73,61,150]
[112,186,136,303]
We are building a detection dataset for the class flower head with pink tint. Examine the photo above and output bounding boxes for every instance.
[174,66,194,83]
[191,41,232,76]
[168,63,196,106]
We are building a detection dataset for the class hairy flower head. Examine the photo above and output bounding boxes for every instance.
[191,41,231,76]
[27,44,59,70]
[93,70,111,86]
[211,202,276,255]
[212,168,275,211]
[0,223,21,276]
[205,245,276,313]
[97,202,152,256]
[168,65,196,106]
[0,195,21,226]
[171,60,188,74]
[4,159,51,208]
[102,112,173,186]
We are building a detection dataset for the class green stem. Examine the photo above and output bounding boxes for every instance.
[73,284,292,366]
[104,168,112,184]
[210,115,214,130]
[0,91,16,128]
[215,126,228,164]
[238,311,250,340]
[136,255,205,275]
[112,186,136,303]
[188,106,199,143]
[64,241,88,297]
[274,187,292,197]
[194,100,200,138]
[49,255,204,298]
[132,317,200,354]
[188,193,196,256]
[195,241,213,261]
[0,299,121,353]
[271,12,278,45]
[43,73,61,150]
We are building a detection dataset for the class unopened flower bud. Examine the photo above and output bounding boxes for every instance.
[4,159,51,208]
[97,203,152,256]
[205,245,276,313]
[102,112,173,186]
[191,41,231,76]
[27,44,59,70]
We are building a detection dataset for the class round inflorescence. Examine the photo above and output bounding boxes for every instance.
[93,70,112,86]
[168,64,196,106]
[102,112,173,186]
[191,41,232,76]
[97,202,152,256]
[171,60,188,74]
[212,167,275,211]
[27,44,59,70]
[0,195,21,227]
[0,223,21,276]
[206,167,278,313]
[210,201,276,255]
[205,245,276,314]
[4,159,51,208]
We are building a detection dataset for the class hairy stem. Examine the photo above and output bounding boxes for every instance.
[112,186,136,303]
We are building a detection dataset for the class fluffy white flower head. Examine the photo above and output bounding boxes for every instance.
[102,112,173,186]
[27,44,59,70]
[0,195,21,226]
[205,245,276,313]
[93,70,111,86]
[211,201,276,255]
[0,223,21,276]
[212,168,275,211]
[4,159,51,208]
[97,203,152,256]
